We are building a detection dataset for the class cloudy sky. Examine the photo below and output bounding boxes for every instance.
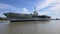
[0,0,60,18]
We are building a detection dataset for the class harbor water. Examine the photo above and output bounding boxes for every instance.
[0,20,60,34]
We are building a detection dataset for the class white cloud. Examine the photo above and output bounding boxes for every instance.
[0,3,20,10]
[0,3,23,15]
[36,0,60,18]
[20,8,30,14]
[36,0,56,10]
[47,0,60,18]
[0,3,29,13]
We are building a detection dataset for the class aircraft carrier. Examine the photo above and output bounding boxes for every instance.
[4,7,51,22]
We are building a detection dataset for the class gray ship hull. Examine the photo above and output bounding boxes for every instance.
[9,18,50,22]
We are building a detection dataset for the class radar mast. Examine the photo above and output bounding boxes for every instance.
[33,7,38,15]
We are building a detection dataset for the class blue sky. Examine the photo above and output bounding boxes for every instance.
[0,0,60,18]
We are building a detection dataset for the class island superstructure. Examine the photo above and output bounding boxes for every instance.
[4,7,51,21]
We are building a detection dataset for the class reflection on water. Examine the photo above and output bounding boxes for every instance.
[0,20,60,34]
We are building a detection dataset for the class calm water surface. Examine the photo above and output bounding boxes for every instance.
[0,20,60,34]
